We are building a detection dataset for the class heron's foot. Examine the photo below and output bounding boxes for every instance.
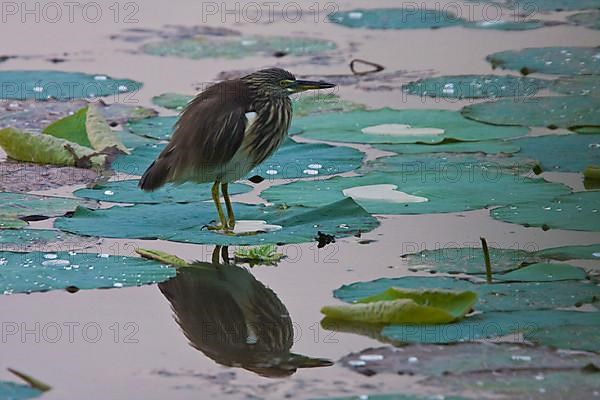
[202,223,232,233]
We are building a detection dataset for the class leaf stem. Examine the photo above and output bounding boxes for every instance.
[481,237,492,283]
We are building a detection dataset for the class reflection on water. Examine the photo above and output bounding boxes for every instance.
[158,246,332,377]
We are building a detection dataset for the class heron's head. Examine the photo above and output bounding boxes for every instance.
[242,68,336,98]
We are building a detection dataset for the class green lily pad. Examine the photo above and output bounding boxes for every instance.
[464,19,556,31]
[568,10,600,30]
[487,47,600,76]
[527,324,600,353]
[151,93,193,110]
[0,192,90,227]
[0,250,175,295]
[495,263,587,282]
[55,198,378,246]
[462,96,600,131]
[0,70,141,100]
[74,180,251,204]
[142,35,336,59]
[321,289,477,324]
[261,156,569,214]
[536,244,600,260]
[491,191,600,232]
[509,134,600,172]
[381,309,600,344]
[112,139,364,179]
[292,109,528,144]
[551,76,600,96]
[334,276,600,312]
[43,107,90,147]
[328,8,464,29]
[505,0,600,11]
[291,93,365,117]
[375,140,520,155]
[0,217,27,229]
[403,75,548,99]
[0,229,96,252]
[126,116,177,140]
[0,382,42,400]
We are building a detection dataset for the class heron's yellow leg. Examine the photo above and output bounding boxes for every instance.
[221,183,235,230]
[207,180,229,231]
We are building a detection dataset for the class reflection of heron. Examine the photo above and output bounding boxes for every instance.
[158,246,332,377]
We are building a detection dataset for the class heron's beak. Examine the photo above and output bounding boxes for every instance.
[291,79,336,92]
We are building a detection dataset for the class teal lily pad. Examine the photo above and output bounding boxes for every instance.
[527,324,600,353]
[328,8,464,29]
[495,263,587,282]
[312,395,468,400]
[292,109,528,144]
[0,381,42,400]
[334,276,599,312]
[142,35,336,59]
[375,140,520,155]
[74,180,252,204]
[568,10,600,30]
[0,251,175,294]
[291,93,365,117]
[0,192,90,228]
[505,0,600,11]
[462,96,600,130]
[0,229,96,252]
[261,156,569,214]
[112,139,364,179]
[0,70,141,100]
[151,93,193,110]
[54,198,379,246]
[403,75,548,99]
[487,47,600,76]
[464,19,556,31]
[550,76,600,96]
[491,191,600,232]
[509,134,600,172]
[126,116,177,141]
[536,244,600,260]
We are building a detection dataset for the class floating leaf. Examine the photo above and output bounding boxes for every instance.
[292,109,528,144]
[375,140,520,155]
[126,116,177,140]
[536,244,600,261]
[464,19,557,31]
[487,47,600,76]
[584,165,600,181]
[0,251,175,294]
[0,70,141,100]
[262,155,569,214]
[86,103,128,153]
[527,324,600,353]
[403,75,548,99]
[462,96,600,130]
[0,128,107,168]
[292,93,365,117]
[494,263,587,282]
[568,10,600,30]
[55,198,379,246]
[505,0,600,11]
[142,35,336,59]
[74,180,251,204]
[0,192,90,228]
[234,244,285,266]
[322,289,476,324]
[491,191,600,232]
[328,8,464,29]
[43,107,90,147]
[312,394,469,400]
[551,76,600,96]
[135,248,188,267]
[0,229,96,252]
[0,381,42,400]
[151,92,193,110]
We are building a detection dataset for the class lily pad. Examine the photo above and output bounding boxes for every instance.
[321,289,477,325]
[0,250,175,295]
[536,244,600,260]
[487,47,600,76]
[54,198,379,246]
[550,75,600,96]
[292,109,528,144]
[0,229,96,253]
[334,276,600,312]
[291,93,365,117]
[0,382,42,400]
[126,116,177,140]
[462,96,600,131]
[151,93,193,110]
[312,395,468,400]
[74,180,251,204]
[403,75,548,99]
[0,70,141,100]
[261,157,569,214]
[375,140,520,155]
[43,107,90,147]
[491,191,600,232]
[568,10,600,30]
[494,263,587,282]
[112,139,364,179]
[328,8,464,29]
[527,324,600,353]
[508,134,600,172]
[142,35,336,59]
[464,19,557,31]
[0,192,90,227]
[505,0,600,11]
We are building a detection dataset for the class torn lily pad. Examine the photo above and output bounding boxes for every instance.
[568,10,600,30]
[261,156,568,214]
[112,139,363,179]
[0,250,175,294]
[0,192,91,227]
[0,70,141,100]
[328,8,464,29]
[74,180,251,204]
[487,47,600,76]
[54,198,378,246]
[151,93,193,110]
[462,96,600,131]
[142,35,336,59]
[292,109,528,144]
[0,229,96,252]
[491,191,600,232]
[403,75,548,99]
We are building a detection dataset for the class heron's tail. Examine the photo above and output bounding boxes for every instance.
[139,160,169,191]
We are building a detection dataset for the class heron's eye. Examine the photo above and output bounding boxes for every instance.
[279,79,294,88]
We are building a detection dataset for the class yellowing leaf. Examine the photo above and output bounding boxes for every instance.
[135,248,188,267]
[0,127,106,168]
[321,288,477,324]
[86,103,129,154]
[43,107,91,147]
